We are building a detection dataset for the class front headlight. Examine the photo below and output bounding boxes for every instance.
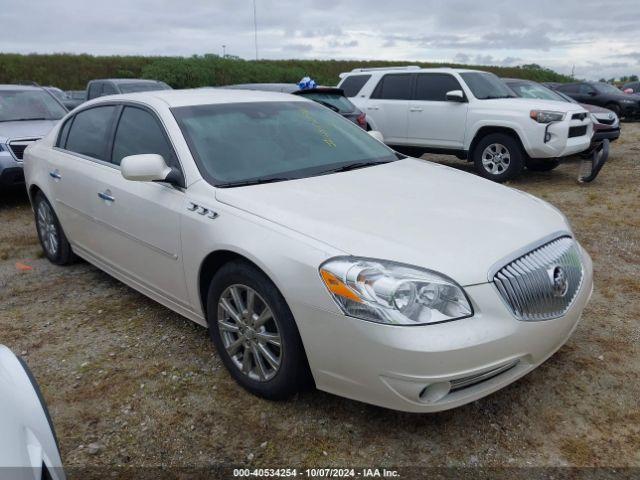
[530,110,565,123]
[319,257,473,325]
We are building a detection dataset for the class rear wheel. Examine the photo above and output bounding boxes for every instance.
[33,192,75,265]
[473,133,524,182]
[526,158,560,172]
[206,260,310,400]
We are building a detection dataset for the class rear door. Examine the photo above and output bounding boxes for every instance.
[48,105,119,254]
[407,73,468,148]
[365,74,412,144]
[90,104,189,305]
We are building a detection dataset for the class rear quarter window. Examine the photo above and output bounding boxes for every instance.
[340,75,371,97]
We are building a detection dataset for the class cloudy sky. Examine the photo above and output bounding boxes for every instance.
[2,0,639,80]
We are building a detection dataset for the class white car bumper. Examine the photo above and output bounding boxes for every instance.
[524,118,593,159]
[293,249,593,412]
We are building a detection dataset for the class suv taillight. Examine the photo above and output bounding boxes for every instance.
[356,113,367,129]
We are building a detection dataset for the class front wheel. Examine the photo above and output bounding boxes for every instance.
[473,133,524,182]
[526,158,560,171]
[33,192,75,265]
[206,260,310,400]
[606,103,621,118]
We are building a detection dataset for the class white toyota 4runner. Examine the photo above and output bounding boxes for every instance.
[338,67,593,181]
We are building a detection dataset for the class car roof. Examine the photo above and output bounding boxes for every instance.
[502,78,534,83]
[0,84,43,91]
[343,67,486,76]
[224,83,298,93]
[91,78,163,84]
[88,88,311,108]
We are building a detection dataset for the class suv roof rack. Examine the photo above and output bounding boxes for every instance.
[349,65,421,73]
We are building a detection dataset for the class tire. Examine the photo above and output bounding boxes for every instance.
[606,103,621,118]
[472,133,524,182]
[526,158,560,172]
[206,260,310,400]
[33,192,75,265]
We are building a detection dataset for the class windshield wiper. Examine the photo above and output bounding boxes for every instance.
[482,95,515,99]
[216,177,292,188]
[319,160,393,175]
[1,117,52,122]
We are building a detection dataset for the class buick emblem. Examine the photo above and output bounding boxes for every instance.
[549,266,569,298]
[608,113,614,120]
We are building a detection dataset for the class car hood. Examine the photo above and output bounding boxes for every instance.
[0,120,59,142]
[579,103,613,114]
[479,98,586,113]
[215,159,569,286]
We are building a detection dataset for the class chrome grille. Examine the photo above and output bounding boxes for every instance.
[493,236,583,321]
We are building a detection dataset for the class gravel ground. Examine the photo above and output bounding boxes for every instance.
[0,124,639,475]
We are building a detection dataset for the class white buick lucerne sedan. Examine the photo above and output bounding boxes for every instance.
[23,89,593,412]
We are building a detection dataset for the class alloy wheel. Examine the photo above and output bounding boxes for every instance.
[217,284,282,382]
[37,201,59,257]
[482,143,511,175]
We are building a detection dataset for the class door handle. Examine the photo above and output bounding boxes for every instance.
[367,106,380,111]
[49,170,62,180]
[409,107,423,112]
[98,190,115,203]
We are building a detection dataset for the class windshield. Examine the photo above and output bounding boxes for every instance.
[118,82,170,94]
[46,88,67,101]
[507,82,568,102]
[460,72,516,100]
[595,83,623,95]
[296,92,356,113]
[173,101,397,186]
[0,89,67,122]
[554,90,578,104]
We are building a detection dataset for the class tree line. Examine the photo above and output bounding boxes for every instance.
[0,53,574,90]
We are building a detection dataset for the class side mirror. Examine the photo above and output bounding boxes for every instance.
[446,90,465,102]
[368,130,384,142]
[121,154,173,182]
[588,90,597,96]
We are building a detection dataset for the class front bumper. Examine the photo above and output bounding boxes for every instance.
[293,247,593,412]
[525,117,593,159]
[0,153,24,187]
[593,127,620,143]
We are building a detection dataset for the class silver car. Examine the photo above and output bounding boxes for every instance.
[0,85,67,189]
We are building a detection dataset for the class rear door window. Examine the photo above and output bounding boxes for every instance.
[371,74,413,100]
[340,75,371,97]
[111,106,177,167]
[414,73,463,101]
[87,83,103,100]
[557,84,578,93]
[64,106,117,161]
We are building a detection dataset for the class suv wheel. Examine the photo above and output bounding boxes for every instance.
[33,192,75,265]
[206,260,310,400]
[473,133,524,182]
[526,158,560,172]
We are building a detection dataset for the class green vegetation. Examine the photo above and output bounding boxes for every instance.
[0,53,574,90]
